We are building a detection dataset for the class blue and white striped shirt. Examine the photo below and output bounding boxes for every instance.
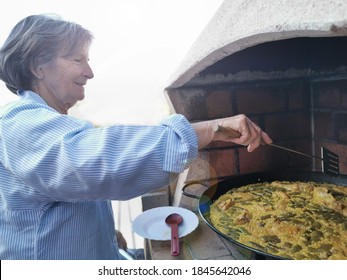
[0,90,198,259]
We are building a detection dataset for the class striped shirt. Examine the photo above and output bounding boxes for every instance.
[0,90,198,259]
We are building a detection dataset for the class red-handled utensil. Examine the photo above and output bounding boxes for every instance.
[165,213,183,256]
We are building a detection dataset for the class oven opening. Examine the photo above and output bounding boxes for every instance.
[166,36,347,180]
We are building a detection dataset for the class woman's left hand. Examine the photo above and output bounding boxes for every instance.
[116,230,128,251]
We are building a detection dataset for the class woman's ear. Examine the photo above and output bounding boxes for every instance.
[31,66,44,79]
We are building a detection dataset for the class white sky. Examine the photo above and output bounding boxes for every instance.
[0,0,223,125]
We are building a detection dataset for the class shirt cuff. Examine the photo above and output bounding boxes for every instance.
[160,114,198,173]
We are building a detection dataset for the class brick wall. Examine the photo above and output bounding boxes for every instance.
[167,79,347,180]
[312,80,347,174]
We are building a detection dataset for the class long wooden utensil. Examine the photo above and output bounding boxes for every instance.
[216,125,339,176]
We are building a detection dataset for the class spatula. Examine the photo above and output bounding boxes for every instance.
[216,125,340,176]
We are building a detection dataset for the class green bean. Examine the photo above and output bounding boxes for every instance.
[276,213,297,221]
[310,243,333,253]
[263,188,274,195]
[260,214,272,220]
[310,221,322,230]
[291,245,302,253]
[291,219,306,226]
[225,228,240,238]
[262,235,281,244]
[258,222,266,227]
[289,192,302,196]
[266,246,279,254]
[237,227,250,235]
[293,253,307,259]
[247,241,265,250]
[290,201,306,208]
[329,189,346,199]
[219,217,233,223]
[250,191,263,196]
[311,230,324,242]
[303,215,316,224]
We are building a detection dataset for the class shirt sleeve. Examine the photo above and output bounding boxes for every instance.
[0,100,198,202]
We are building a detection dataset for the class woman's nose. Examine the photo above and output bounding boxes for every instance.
[84,63,94,79]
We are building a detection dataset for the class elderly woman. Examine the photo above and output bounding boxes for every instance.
[0,14,272,259]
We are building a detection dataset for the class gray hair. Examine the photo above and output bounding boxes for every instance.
[0,14,93,94]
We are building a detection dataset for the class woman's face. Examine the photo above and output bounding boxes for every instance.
[35,46,94,114]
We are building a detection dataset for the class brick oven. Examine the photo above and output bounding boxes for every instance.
[146,0,347,259]
[163,0,347,204]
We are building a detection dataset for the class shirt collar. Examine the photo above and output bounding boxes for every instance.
[17,90,49,106]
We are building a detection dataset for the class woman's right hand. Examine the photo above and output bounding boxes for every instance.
[212,114,272,152]
[192,114,272,151]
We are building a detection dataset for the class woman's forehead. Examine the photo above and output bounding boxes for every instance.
[59,40,90,57]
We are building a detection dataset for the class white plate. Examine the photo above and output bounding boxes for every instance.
[132,206,199,240]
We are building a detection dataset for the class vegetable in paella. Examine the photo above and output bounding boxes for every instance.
[210,181,347,259]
